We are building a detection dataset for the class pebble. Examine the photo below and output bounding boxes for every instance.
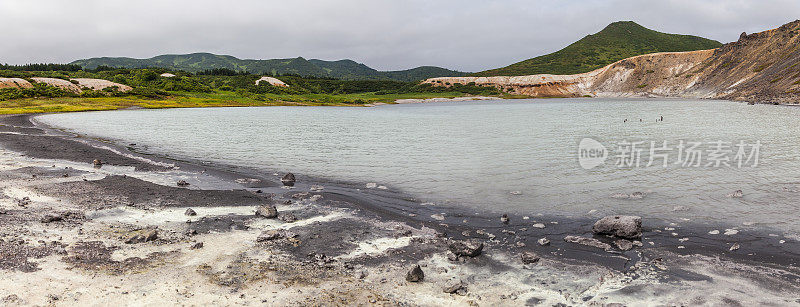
[537,238,550,246]
[724,229,739,235]
[730,243,740,251]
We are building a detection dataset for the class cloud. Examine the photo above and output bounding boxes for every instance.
[0,0,797,72]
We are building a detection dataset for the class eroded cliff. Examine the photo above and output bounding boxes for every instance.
[424,20,800,104]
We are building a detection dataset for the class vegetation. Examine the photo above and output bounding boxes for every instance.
[473,21,722,77]
[69,53,466,82]
[0,67,500,114]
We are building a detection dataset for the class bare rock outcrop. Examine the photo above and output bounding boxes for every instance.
[424,20,800,104]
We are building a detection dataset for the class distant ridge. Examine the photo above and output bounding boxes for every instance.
[474,21,723,76]
[70,53,466,82]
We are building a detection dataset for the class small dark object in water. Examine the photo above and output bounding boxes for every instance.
[176,180,190,187]
[185,208,197,216]
[501,214,510,224]
[406,265,424,282]
[281,173,296,186]
[92,159,103,167]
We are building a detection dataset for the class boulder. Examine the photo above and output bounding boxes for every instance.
[614,239,633,251]
[520,252,540,264]
[448,239,484,258]
[124,229,158,244]
[278,212,298,223]
[443,280,467,295]
[406,265,424,282]
[281,173,296,186]
[40,214,63,223]
[592,215,642,239]
[184,208,197,216]
[255,205,278,218]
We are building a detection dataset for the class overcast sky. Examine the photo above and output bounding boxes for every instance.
[1,0,797,72]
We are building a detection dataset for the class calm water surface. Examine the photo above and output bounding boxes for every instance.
[38,99,800,232]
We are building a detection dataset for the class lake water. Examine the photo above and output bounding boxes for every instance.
[38,99,800,233]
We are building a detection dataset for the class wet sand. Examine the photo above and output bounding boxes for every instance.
[0,113,798,306]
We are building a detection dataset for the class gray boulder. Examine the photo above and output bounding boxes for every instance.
[520,252,540,264]
[406,265,424,282]
[255,205,278,218]
[448,239,484,258]
[281,173,296,186]
[592,215,642,239]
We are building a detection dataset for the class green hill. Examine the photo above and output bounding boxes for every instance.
[474,21,723,77]
[70,53,465,82]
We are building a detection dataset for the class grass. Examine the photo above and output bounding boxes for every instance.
[473,21,721,76]
[636,84,648,88]
[0,91,487,114]
[753,63,772,72]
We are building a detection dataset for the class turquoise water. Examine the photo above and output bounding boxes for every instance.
[38,99,800,232]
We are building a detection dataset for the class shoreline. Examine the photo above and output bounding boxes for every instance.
[0,113,798,305]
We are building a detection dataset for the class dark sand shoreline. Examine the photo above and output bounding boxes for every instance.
[0,112,798,305]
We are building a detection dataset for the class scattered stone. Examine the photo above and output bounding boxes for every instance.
[309,185,324,192]
[281,173,296,186]
[592,215,642,239]
[431,214,445,221]
[728,190,744,198]
[564,236,611,250]
[124,229,158,244]
[366,182,377,189]
[532,223,545,229]
[448,239,484,258]
[257,229,297,242]
[443,280,467,295]
[255,205,278,218]
[406,265,425,282]
[501,214,510,224]
[537,238,550,246]
[309,194,323,202]
[190,242,204,249]
[278,212,297,223]
[614,239,633,251]
[17,197,31,207]
[176,180,190,187]
[291,192,309,199]
[184,208,197,216]
[515,241,526,247]
[520,252,540,264]
[724,229,739,235]
[377,185,388,190]
[93,159,103,167]
[40,214,63,223]
[730,243,740,251]
[708,230,720,235]
[509,191,522,195]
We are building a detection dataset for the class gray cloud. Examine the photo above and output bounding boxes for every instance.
[1,0,797,72]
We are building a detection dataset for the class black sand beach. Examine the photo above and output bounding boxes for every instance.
[0,113,798,305]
